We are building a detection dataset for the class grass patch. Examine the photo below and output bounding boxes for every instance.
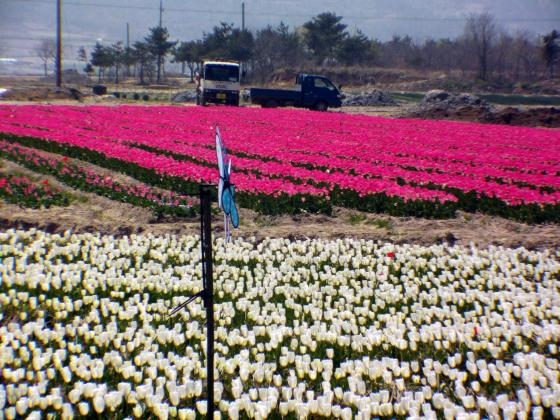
[254,214,280,227]
[68,191,89,204]
[479,94,560,106]
[348,211,368,225]
[367,217,394,230]
[389,91,424,103]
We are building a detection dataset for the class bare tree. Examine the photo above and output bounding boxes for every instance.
[378,35,416,68]
[425,38,460,75]
[252,23,304,82]
[35,38,56,77]
[172,40,203,82]
[132,41,154,85]
[110,41,124,84]
[542,30,559,78]
[464,13,497,81]
[77,46,88,65]
[495,31,513,80]
[511,32,539,80]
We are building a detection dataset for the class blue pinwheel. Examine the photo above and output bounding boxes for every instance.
[216,127,239,239]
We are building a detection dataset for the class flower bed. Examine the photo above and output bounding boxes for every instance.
[0,140,197,218]
[1,229,559,418]
[0,171,70,209]
[0,105,558,221]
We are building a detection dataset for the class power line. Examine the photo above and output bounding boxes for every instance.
[1,35,121,43]
[0,55,38,59]
[8,0,238,15]
[7,0,560,23]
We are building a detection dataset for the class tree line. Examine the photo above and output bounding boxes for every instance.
[36,12,560,85]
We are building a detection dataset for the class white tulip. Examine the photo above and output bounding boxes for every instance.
[15,397,29,416]
[68,388,81,404]
[92,394,105,414]
[461,395,475,409]
[5,406,16,420]
[196,400,207,415]
[132,404,144,417]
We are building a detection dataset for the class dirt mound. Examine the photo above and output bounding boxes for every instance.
[171,89,197,103]
[406,90,560,127]
[407,89,492,120]
[343,90,398,107]
[488,106,560,127]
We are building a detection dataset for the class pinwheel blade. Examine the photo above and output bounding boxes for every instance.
[218,178,224,210]
[230,198,239,229]
[222,186,233,215]
[216,128,225,180]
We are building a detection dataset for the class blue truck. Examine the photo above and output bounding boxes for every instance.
[243,74,343,111]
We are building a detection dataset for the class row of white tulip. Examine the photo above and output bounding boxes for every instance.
[1,228,559,419]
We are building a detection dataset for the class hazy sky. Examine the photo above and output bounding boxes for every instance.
[1,0,559,74]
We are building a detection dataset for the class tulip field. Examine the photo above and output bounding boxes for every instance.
[0,140,196,217]
[1,229,559,419]
[0,104,559,222]
[0,104,560,419]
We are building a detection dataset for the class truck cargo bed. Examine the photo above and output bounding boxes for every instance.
[248,87,302,107]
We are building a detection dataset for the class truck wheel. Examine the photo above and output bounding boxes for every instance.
[315,101,328,111]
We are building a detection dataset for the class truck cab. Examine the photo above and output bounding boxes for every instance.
[297,74,342,110]
[196,61,240,106]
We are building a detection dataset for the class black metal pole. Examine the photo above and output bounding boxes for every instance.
[200,185,214,420]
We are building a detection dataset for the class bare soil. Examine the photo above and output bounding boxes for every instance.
[405,103,560,128]
[1,160,558,250]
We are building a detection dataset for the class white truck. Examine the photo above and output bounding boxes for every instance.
[196,61,241,106]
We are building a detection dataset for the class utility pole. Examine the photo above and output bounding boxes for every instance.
[56,0,62,88]
[242,2,245,31]
[126,23,130,78]
[159,0,163,27]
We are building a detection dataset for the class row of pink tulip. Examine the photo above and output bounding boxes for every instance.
[0,139,196,215]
